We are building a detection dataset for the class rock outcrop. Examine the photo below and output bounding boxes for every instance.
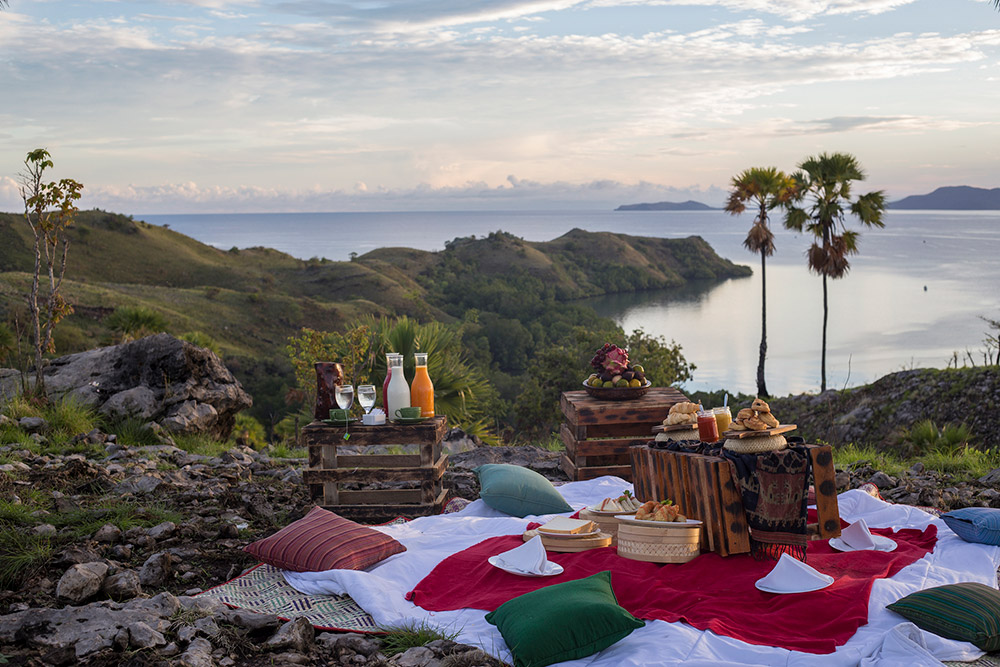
[1,334,252,440]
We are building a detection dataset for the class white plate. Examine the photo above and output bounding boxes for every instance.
[585,507,636,516]
[537,527,602,538]
[755,576,834,594]
[829,535,898,553]
[615,515,703,527]
[487,556,564,577]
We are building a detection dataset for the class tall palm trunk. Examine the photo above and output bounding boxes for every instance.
[821,273,828,392]
[757,253,768,397]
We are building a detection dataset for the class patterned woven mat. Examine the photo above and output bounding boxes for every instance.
[198,563,383,633]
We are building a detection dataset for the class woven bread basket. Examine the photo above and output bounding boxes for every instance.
[723,434,788,454]
[617,522,701,563]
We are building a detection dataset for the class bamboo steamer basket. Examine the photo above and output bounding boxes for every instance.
[616,520,702,564]
[578,509,622,546]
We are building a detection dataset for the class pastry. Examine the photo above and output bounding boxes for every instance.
[746,415,768,431]
[668,401,700,415]
[728,421,748,431]
[751,398,770,413]
[758,412,779,428]
[736,408,755,421]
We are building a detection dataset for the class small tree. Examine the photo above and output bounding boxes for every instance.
[784,152,885,392]
[19,149,84,396]
[725,167,797,398]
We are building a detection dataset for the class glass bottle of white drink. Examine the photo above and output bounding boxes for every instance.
[386,354,410,419]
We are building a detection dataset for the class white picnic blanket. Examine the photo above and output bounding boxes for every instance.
[284,477,1000,666]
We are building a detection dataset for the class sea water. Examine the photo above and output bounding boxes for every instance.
[141,209,1000,396]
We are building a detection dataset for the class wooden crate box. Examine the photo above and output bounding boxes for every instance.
[630,443,841,557]
[302,416,448,522]
[560,387,690,481]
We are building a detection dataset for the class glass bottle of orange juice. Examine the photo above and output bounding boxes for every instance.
[410,352,435,417]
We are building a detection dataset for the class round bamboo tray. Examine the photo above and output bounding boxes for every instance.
[579,509,622,546]
[616,521,701,563]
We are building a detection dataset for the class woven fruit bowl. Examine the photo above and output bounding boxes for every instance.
[582,380,651,401]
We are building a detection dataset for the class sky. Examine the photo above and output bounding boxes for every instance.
[1,0,999,213]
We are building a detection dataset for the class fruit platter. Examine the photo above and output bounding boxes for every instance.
[583,343,650,400]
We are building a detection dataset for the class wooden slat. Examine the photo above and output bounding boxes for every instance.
[717,457,750,555]
[304,455,447,484]
[334,454,422,468]
[573,437,652,457]
[560,422,579,458]
[302,416,448,446]
[561,387,690,426]
[559,453,578,481]
[808,445,842,539]
[584,423,660,439]
[573,464,632,481]
[629,446,650,502]
[339,488,423,504]
[320,489,448,522]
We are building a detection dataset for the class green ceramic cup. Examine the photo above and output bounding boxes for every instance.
[395,406,422,419]
[329,408,351,421]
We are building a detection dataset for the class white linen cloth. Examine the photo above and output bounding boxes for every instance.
[842,518,878,551]
[756,553,834,593]
[494,535,548,574]
[283,478,1000,666]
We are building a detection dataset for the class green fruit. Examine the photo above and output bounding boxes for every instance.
[615,379,629,388]
[628,378,642,388]
[603,380,615,388]
[590,377,603,387]
[632,364,645,374]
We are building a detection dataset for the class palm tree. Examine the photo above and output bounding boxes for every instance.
[725,167,797,398]
[784,152,886,392]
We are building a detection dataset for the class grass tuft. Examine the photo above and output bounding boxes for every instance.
[172,433,231,457]
[47,500,183,540]
[378,621,460,657]
[106,417,161,447]
[267,443,306,459]
[0,527,54,590]
[45,396,99,439]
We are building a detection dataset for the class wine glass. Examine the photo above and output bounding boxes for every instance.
[335,384,355,412]
[357,385,376,415]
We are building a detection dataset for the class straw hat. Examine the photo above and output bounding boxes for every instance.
[723,435,788,454]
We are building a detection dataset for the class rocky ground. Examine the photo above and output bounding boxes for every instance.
[1,417,998,666]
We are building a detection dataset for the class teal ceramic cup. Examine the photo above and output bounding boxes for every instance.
[395,406,422,419]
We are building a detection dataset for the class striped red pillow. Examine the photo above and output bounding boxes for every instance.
[243,507,406,572]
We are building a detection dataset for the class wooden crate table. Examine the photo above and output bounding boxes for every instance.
[302,416,448,521]
[559,387,690,481]
[630,443,841,556]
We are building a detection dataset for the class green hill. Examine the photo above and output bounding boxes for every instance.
[0,211,750,431]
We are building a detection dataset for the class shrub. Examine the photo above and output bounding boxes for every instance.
[231,413,267,450]
[180,331,220,355]
[105,306,168,342]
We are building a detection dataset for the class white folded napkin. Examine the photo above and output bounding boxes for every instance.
[496,535,549,574]
[756,553,834,593]
[362,409,386,426]
[841,518,877,551]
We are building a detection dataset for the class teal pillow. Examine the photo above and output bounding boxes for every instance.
[474,464,572,518]
[887,582,1000,651]
[485,571,644,667]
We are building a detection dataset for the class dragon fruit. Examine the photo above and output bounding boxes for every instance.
[604,346,629,372]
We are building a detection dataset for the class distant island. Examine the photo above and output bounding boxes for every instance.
[888,186,1000,210]
[616,200,717,211]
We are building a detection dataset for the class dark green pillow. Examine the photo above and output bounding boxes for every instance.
[887,582,1000,651]
[474,464,573,518]
[485,571,644,667]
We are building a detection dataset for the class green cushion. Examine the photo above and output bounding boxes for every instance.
[887,582,1000,651]
[474,464,573,518]
[485,571,644,667]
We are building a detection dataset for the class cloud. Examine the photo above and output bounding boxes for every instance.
[32,176,729,214]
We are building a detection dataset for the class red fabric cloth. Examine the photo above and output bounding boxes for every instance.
[406,525,937,654]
